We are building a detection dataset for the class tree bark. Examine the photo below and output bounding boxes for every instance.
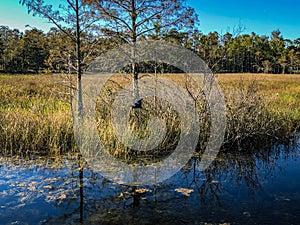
[131,0,140,105]
[76,0,83,117]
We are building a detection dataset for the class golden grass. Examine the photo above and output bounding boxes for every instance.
[217,73,300,102]
[216,73,300,94]
[0,73,299,156]
[217,73,300,123]
[0,74,76,155]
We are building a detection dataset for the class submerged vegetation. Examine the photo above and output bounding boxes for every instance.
[0,73,299,158]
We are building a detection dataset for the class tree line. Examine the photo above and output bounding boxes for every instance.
[1,25,299,74]
[0,25,105,74]
[1,0,300,75]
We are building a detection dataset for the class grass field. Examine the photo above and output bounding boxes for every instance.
[0,73,299,156]
[217,73,300,125]
[0,74,75,155]
[217,73,300,98]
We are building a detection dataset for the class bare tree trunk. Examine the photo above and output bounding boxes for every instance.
[282,66,285,74]
[76,0,83,117]
[67,53,76,121]
[154,63,157,107]
[132,62,140,101]
[130,0,142,108]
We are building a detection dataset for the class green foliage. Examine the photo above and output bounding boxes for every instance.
[1,25,299,74]
[21,29,49,73]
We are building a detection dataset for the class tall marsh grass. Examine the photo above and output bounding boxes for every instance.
[0,73,299,158]
[0,74,75,155]
[222,80,299,149]
[218,73,300,147]
[95,73,300,164]
[95,75,182,165]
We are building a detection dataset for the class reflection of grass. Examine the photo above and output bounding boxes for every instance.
[0,73,299,156]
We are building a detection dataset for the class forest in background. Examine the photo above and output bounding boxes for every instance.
[0,25,299,74]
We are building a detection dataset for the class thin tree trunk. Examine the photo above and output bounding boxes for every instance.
[76,0,83,117]
[131,0,140,105]
[132,62,140,101]
[154,63,157,107]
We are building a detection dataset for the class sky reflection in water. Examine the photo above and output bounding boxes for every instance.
[0,139,299,225]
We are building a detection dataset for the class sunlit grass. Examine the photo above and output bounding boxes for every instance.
[0,74,75,155]
[0,73,299,156]
[217,73,300,133]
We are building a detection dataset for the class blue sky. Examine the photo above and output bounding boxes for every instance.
[0,0,299,40]
[187,0,300,40]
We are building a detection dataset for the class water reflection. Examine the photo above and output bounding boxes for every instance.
[0,139,299,225]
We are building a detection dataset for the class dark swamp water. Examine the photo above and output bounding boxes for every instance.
[0,139,300,225]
